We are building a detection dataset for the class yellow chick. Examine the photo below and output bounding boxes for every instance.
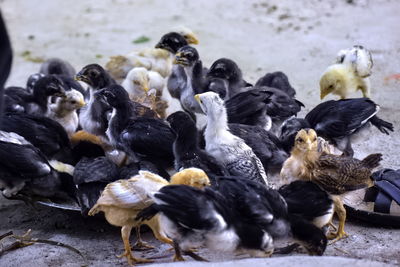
[88,168,210,265]
[280,129,320,183]
[319,64,370,99]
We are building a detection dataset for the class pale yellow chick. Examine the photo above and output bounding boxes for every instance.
[88,168,210,265]
[319,64,371,100]
[48,89,85,137]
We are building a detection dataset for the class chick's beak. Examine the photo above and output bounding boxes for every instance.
[186,33,199,45]
[78,99,86,108]
[320,90,328,100]
[194,94,200,103]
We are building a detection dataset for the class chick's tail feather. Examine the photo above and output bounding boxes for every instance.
[370,116,394,135]
[136,203,159,222]
[361,153,382,169]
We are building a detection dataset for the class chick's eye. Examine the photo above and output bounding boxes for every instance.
[71,101,76,104]
[133,81,140,85]
[297,138,304,143]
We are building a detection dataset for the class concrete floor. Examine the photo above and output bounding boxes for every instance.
[1,0,400,266]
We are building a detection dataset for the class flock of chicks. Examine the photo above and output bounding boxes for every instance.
[0,26,395,265]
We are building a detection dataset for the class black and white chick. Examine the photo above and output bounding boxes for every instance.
[255,71,296,98]
[279,98,393,156]
[206,58,251,98]
[216,177,328,256]
[73,156,120,215]
[173,45,205,117]
[195,91,269,186]
[75,64,115,138]
[229,123,288,174]
[98,85,175,167]
[0,131,75,202]
[137,177,327,260]
[0,112,73,163]
[167,111,228,182]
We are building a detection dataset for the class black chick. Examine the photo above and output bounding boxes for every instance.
[305,98,393,156]
[26,73,45,93]
[167,111,228,182]
[40,58,77,77]
[98,85,175,167]
[0,131,75,202]
[278,180,334,230]
[206,58,251,98]
[73,156,120,215]
[215,177,328,256]
[229,123,288,173]
[0,112,73,163]
[255,71,296,97]
[40,58,86,96]
[225,87,273,129]
[264,87,304,134]
[75,64,115,137]
[155,32,189,99]
[5,75,66,116]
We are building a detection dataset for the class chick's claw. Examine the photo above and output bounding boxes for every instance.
[327,230,349,244]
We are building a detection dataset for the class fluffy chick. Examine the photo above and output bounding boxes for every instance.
[88,168,210,265]
[281,129,382,242]
[48,89,85,137]
[121,67,171,118]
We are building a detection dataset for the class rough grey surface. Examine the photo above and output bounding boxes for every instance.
[1,0,400,266]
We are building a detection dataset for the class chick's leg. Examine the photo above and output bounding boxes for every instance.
[132,226,154,250]
[173,240,185,262]
[328,196,349,243]
[117,225,152,265]
[146,219,173,245]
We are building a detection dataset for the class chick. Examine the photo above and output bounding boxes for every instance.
[40,57,76,77]
[255,71,296,97]
[0,131,75,202]
[137,177,327,260]
[88,168,210,265]
[75,64,115,138]
[167,111,228,182]
[206,58,250,98]
[24,75,66,116]
[121,67,170,118]
[281,129,382,242]
[48,89,85,137]
[195,92,269,186]
[97,85,172,168]
[0,112,73,164]
[280,129,325,183]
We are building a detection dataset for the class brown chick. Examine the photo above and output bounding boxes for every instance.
[88,168,210,265]
[282,129,382,243]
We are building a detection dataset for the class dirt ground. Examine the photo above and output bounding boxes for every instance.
[1,0,400,266]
